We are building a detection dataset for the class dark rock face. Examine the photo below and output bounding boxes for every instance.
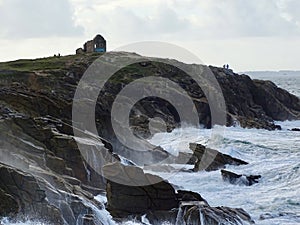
[189,143,248,171]
[221,170,261,186]
[252,79,300,121]
[0,115,107,190]
[0,113,119,223]
[0,163,63,224]
[104,163,178,217]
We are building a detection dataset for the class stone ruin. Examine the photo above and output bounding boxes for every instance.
[76,34,106,54]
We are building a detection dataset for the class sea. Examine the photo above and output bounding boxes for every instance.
[2,71,300,225]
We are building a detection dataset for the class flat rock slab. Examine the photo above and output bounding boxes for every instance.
[189,143,248,171]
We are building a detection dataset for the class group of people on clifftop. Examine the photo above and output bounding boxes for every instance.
[223,64,230,69]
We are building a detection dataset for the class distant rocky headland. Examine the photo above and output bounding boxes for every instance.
[0,52,299,224]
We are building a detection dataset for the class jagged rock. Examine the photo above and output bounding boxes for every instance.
[221,170,261,186]
[189,143,248,171]
[176,190,208,204]
[291,128,300,131]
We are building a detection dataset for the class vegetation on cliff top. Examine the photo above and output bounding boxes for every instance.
[0,53,101,72]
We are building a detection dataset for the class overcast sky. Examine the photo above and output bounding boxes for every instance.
[0,0,300,71]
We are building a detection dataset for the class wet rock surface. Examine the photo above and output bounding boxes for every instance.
[221,169,261,186]
[177,203,255,225]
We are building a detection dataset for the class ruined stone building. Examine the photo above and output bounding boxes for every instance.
[76,34,106,54]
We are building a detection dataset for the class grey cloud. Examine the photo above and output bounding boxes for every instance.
[186,0,300,39]
[82,0,300,43]
[151,5,190,33]
[89,4,190,41]
[222,0,299,36]
[0,0,84,39]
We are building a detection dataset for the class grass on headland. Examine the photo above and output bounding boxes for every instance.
[0,53,101,72]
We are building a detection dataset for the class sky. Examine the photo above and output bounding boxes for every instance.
[0,0,300,71]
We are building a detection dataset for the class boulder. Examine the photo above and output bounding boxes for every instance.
[104,163,178,217]
[221,170,261,186]
[189,143,248,171]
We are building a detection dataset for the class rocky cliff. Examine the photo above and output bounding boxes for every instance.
[0,52,299,224]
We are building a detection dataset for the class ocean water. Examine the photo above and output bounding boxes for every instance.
[147,72,300,224]
[149,122,300,225]
[2,72,300,225]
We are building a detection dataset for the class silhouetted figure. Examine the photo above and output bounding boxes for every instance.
[226,64,229,69]
[223,64,226,69]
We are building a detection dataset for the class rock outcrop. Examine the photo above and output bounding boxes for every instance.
[210,67,300,129]
[189,143,248,171]
[221,169,261,186]
[291,128,300,131]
